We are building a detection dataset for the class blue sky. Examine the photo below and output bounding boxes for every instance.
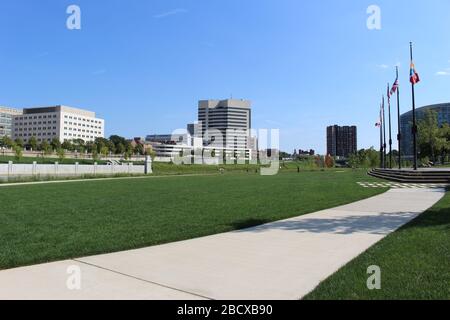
[1,0,450,153]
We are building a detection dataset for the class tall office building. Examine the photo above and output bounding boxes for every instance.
[198,99,251,150]
[12,105,104,143]
[327,125,357,158]
[0,107,22,138]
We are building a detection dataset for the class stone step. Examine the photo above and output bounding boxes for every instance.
[368,169,450,184]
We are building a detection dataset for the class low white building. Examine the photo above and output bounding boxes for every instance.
[12,105,104,143]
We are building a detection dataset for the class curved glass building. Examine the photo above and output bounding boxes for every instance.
[400,103,450,156]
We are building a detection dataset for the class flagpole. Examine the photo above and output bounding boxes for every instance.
[388,83,393,169]
[379,105,383,169]
[396,66,402,169]
[410,42,418,170]
[382,95,387,168]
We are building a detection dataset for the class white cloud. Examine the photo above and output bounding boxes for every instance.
[153,8,188,19]
[436,71,450,76]
[92,69,107,75]
[377,64,389,69]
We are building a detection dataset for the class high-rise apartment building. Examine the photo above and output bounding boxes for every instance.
[12,105,104,143]
[327,125,357,158]
[198,99,251,150]
[0,107,22,138]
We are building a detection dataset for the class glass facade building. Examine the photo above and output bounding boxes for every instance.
[400,103,450,156]
[0,107,22,138]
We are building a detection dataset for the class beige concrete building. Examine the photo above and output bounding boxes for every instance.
[12,105,104,143]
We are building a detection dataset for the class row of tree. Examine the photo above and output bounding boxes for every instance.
[0,135,155,160]
[417,109,450,163]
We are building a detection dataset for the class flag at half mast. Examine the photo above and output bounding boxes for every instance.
[390,78,399,95]
[410,62,420,84]
[376,105,382,127]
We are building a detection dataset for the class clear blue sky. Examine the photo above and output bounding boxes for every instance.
[1,0,450,153]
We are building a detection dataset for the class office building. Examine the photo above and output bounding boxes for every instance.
[12,105,104,143]
[0,107,22,138]
[327,125,357,158]
[198,99,251,150]
[400,103,450,156]
[146,133,191,146]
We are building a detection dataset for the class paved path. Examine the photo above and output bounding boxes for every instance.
[358,181,449,189]
[0,188,445,300]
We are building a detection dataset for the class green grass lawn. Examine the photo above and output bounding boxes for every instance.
[304,189,450,300]
[151,162,261,175]
[0,170,384,270]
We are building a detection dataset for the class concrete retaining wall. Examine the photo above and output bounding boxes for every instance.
[0,161,148,179]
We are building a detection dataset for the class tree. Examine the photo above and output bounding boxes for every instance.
[72,139,85,153]
[116,143,126,155]
[146,148,157,160]
[14,138,24,148]
[92,149,99,161]
[134,143,144,155]
[14,145,23,161]
[28,136,38,151]
[57,148,65,162]
[347,148,380,169]
[325,154,335,168]
[62,140,74,151]
[348,153,359,169]
[100,146,109,158]
[86,142,99,154]
[439,123,450,162]
[95,137,109,153]
[109,135,128,154]
[417,109,446,163]
[40,140,52,155]
[106,140,116,154]
[51,138,61,151]
[0,136,14,148]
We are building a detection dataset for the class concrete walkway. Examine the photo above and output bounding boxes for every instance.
[0,188,445,300]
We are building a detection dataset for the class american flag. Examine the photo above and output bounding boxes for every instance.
[387,84,391,103]
[390,79,399,96]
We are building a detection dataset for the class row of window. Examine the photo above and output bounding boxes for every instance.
[15,133,57,137]
[22,138,54,143]
[63,127,101,134]
[63,133,97,139]
[63,121,102,129]
[15,115,57,120]
[64,115,102,124]
[14,121,58,126]
[15,127,57,131]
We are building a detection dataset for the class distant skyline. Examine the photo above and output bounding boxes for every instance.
[1,0,450,153]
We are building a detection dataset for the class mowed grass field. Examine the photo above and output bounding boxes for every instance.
[0,170,385,270]
[305,189,450,300]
